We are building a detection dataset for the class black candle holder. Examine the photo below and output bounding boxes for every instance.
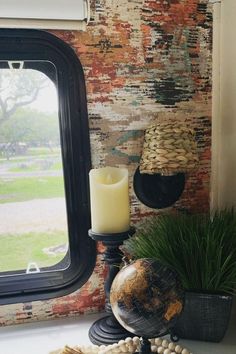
[88,228,135,345]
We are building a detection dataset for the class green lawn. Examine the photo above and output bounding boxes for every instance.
[0,231,68,272]
[0,176,65,203]
[0,157,25,165]
[9,160,62,172]
[0,147,61,164]
[28,147,61,156]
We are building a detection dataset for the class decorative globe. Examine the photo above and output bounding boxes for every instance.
[110,258,184,338]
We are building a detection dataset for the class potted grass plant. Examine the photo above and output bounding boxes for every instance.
[124,210,236,342]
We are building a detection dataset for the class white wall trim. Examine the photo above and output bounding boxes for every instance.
[211,1,222,210]
[211,0,236,209]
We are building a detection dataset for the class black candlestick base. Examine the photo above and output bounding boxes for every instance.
[88,228,135,345]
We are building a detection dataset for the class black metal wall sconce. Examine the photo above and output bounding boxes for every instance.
[133,122,198,209]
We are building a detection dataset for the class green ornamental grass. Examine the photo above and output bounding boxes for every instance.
[124,210,236,295]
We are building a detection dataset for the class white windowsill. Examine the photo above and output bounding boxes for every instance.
[0,312,235,354]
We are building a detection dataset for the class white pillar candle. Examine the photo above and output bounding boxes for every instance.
[89,166,130,234]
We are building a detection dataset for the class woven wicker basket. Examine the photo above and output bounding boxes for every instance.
[139,122,198,175]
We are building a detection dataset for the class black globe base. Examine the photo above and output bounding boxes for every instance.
[134,331,179,353]
[135,338,153,354]
[89,315,134,345]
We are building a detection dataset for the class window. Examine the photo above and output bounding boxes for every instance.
[0,29,96,304]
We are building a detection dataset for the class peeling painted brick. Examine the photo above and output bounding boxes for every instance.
[0,0,212,326]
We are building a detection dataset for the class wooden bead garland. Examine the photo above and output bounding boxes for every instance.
[58,336,193,354]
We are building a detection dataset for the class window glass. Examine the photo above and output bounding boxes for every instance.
[0,63,70,275]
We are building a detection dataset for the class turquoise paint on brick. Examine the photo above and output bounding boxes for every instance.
[111,147,140,163]
[117,130,143,145]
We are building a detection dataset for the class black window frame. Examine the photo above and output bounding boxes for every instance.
[0,29,96,305]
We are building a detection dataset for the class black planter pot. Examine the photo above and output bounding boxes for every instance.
[173,292,233,342]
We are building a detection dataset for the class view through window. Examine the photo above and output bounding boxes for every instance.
[0,63,69,275]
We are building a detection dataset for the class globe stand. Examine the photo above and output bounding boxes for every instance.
[88,228,135,345]
[135,338,153,354]
[135,332,179,354]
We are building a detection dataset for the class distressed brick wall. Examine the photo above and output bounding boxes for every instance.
[0,0,212,325]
